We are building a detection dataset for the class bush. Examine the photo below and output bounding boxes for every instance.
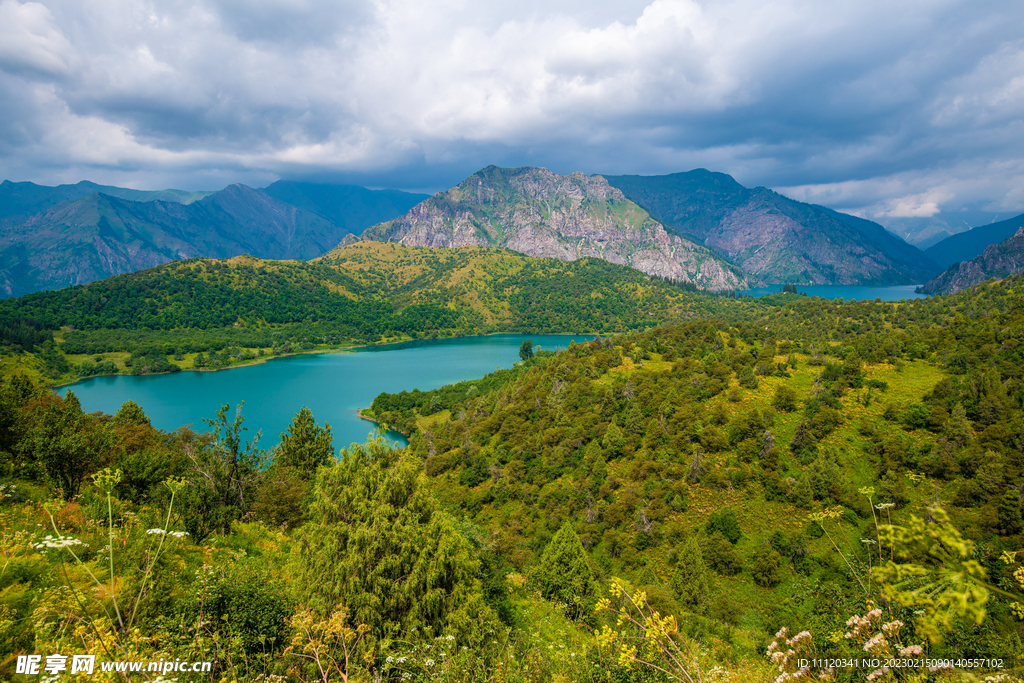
[178,563,293,656]
[705,509,741,544]
[751,547,783,587]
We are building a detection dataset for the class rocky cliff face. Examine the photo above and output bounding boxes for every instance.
[605,170,940,285]
[362,166,749,290]
[920,226,1024,295]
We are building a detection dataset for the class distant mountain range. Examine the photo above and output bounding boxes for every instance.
[602,170,940,286]
[923,212,1024,269]
[16,166,1024,299]
[920,227,1024,295]
[0,181,427,297]
[362,166,749,291]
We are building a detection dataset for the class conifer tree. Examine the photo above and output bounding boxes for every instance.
[298,437,498,651]
[669,536,709,613]
[275,406,334,477]
[998,489,1022,536]
[537,522,595,620]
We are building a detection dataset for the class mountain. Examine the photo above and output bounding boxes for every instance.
[879,216,974,248]
[0,179,212,228]
[361,166,750,290]
[924,212,1024,269]
[261,181,428,235]
[0,185,349,297]
[603,169,941,285]
[919,227,1024,295]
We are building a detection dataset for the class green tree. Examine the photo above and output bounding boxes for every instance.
[771,385,798,412]
[669,537,709,613]
[519,339,534,361]
[275,406,334,478]
[705,508,742,544]
[182,403,267,538]
[20,391,109,499]
[114,400,151,427]
[537,522,596,620]
[298,437,498,651]
[751,547,783,587]
[998,489,1022,536]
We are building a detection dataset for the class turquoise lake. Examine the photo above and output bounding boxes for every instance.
[747,284,929,300]
[59,334,592,453]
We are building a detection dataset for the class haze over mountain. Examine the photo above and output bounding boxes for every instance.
[261,181,429,236]
[924,212,1024,270]
[920,227,1024,296]
[0,179,431,298]
[0,185,351,297]
[0,180,213,229]
[603,170,940,286]
[362,166,750,291]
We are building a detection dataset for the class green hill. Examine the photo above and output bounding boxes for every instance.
[0,241,727,382]
[3,274,1024,680]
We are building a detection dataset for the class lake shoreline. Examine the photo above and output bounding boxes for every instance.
[59,333,589,448]
[53,329,593,389]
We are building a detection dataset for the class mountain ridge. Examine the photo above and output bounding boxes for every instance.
[920,226,1024,295]
[0,186,348,297]
[602,169,940,285]
[924,212,1024,269]
[362,165,750,291]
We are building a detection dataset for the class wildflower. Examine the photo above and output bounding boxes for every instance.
[898,645,923,657]
[425,660,434,667]
[863,633,887,655]
[34,535,85,549]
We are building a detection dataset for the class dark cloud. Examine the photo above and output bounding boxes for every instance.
[0,0,1021,223]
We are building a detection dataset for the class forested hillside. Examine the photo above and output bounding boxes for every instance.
[0,242,716,382]
[3,275,1024,681]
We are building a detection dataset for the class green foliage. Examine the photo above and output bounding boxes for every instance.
[519,339,534,361]
[705,509,741,544]
[19,391,110,499]
[771,384,798,412]
[537,522,596,621]
[114,400,150,427]
[669,537,710,613]
[179,563,293,656]
[750,547,782,587]
[180,403,267,540]
[872,507,990,643]
[998,489,1023,536]
[298,437,499,651]
[274,406,334,478]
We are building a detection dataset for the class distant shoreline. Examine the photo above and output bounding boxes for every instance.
[53,330,594,389]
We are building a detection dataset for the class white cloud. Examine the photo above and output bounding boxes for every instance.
[0,0,1019,221]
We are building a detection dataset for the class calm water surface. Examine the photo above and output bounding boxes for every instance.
[60,334,591,453]
[747,284,928,300]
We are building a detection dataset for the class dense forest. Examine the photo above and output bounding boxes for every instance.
[0,242,722,383]
[4,261,1024,681]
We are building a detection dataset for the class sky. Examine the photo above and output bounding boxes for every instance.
[1,0,1022,225]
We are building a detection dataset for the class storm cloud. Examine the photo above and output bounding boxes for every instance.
[0,0,1021,221]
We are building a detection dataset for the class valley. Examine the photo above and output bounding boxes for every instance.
[2,169,1023,683]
